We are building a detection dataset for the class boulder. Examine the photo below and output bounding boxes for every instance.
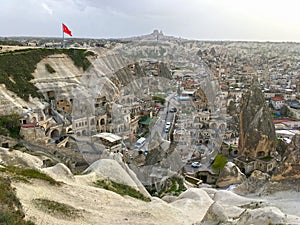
[84,159,150,198]
[272,134,300,181]
[161,195,178,203]
[216,162,246,188]
[233,170,270,195]
[237,206,287,225]
[201,202,228,225]
[42,163,74,182]
[214,190,257,206]
[171,188,214,222]
[0,148,43,169]
[177,188,214,203]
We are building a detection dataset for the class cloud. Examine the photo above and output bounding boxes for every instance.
[41,2,53,15]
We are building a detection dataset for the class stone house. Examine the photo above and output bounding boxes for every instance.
[271,96,285,110]
[91,132,122,153]
[233,156,277,175]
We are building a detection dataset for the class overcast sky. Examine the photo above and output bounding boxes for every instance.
[1,0,300,41]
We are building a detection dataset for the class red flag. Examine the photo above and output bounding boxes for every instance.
[62,23,72,36]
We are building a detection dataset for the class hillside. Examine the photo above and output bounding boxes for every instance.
[1,147,300,225]
[0,48,93,101]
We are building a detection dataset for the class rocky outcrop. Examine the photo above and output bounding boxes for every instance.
[233,170,270,195]
[216,162,246,188]
[237,206,287,225]
[3,147,298,225]
[201,202,228,225]
[272,134,300,181]
[84,158,150,198]
[171,188,214,223]
[238,83,276,158]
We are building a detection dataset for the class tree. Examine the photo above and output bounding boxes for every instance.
[212,154,228,173]
[0,114,20,138]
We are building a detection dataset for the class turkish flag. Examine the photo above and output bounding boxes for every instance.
[62,23,72,36]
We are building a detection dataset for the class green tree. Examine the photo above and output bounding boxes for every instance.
[0,114,20,138]
[212,154,228,173]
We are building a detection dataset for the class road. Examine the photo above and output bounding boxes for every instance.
[141,92,178,151]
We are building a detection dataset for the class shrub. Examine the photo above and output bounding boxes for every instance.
[45,63,56,73]
[95,179,150,202]
[0,114,20,138]
[0,177,35,225]
[32,198,81,219]
[152,95,166,105]
[161,176,186,196]
[0,165,60,185]
[212,154,228,173]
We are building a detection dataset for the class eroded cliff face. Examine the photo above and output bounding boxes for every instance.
[238,84,276,158]
[0,47,167,117]
[272,134,300,181]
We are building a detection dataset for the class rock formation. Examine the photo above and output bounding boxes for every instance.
[216,162,246,188]
[201,202,228,225]
[237,206,287,225]
[238,83,276,158]
[233,170,270,195]
[84,158,150,198]
[272,134,300,181]
[1,146,299,225]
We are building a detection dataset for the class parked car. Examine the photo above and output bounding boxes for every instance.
[170,107,177,113]
[191,162,201,168]
[165,122,171,133]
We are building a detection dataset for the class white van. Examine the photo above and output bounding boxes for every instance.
[135,137,146,148]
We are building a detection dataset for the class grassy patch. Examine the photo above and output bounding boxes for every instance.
[0,48,93,101]
[32,198,81,219]
[45,63,56,73]
[259,155,273,161]
[152,95,166,105]
[185,176,200,185]
[241,202,264,210]
[0,165,60,185]
[95,179,150,202]
[0,40,23,46]
[0,176,35,225]
[160,176,186,197]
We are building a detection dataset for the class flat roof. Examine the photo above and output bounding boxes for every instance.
[275,130,295,136]
[92,132,122,142]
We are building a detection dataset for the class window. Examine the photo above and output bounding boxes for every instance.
[100,118,105,125]
[90,118,95,125]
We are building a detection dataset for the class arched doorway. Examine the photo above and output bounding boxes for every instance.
[50,129,60,139]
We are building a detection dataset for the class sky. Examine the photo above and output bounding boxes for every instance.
[1,0,300,41]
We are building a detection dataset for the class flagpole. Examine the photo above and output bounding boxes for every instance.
[62,23,65,48]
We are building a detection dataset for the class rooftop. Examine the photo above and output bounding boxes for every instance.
[92,132,122,143]
[271,96,284,101]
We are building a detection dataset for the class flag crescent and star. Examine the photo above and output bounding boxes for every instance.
[62,23,72,36]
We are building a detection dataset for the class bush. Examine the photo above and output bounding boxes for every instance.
[32,198,81,219]
[152,95,166,105]
[0,114,20,138]
[0,165,60,185]
[212,154,228,173]
[0,177,35,225]
[45,63,56,73]
[95,179,150,202]
[161,176,186,196]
